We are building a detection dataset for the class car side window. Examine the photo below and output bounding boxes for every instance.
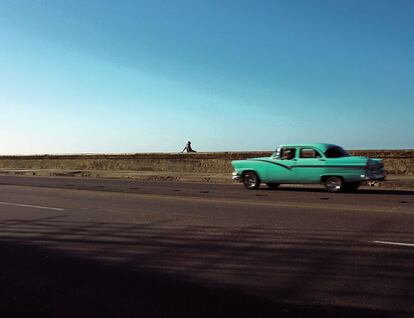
[280,148,296,160]
[300,148,321,158]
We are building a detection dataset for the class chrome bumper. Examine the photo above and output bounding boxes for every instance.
[360,172,386,181]
[232,172,242,182]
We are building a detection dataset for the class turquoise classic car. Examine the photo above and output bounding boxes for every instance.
[231,143,385,192]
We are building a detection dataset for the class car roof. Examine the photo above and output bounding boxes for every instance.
[278,143,341,153]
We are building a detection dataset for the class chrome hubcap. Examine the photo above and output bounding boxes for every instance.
[326,177,342,191]
[245,174,257,188]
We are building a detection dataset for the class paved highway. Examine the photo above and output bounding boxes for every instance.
[0,175,413,317]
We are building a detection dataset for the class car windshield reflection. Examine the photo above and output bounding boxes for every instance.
[272,148,281,158]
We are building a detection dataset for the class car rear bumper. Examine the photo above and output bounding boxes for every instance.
[360,173,386,181]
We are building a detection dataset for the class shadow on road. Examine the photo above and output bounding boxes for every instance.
[1,216,413,317]
[259,186,414,196]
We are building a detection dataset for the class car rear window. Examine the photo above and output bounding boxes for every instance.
[325,147,349,158]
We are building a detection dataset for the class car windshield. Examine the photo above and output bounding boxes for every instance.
[272,148,281,158]
[325,146,349,158]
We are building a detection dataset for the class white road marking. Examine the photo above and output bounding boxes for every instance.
[371,240,414,247]
[0,201,65,211]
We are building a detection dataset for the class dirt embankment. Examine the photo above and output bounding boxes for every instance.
[0,150,413,175]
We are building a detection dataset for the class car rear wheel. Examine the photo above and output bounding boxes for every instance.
[324,176,344,193]
[243,171,260,189]
[266,183,280,189]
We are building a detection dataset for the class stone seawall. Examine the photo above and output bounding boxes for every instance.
[0,150,413,175]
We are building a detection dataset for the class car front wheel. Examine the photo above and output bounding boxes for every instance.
[243,171,260,189]
[324,176,344,193]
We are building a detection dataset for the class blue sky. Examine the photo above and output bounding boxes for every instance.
[0,0,413,154]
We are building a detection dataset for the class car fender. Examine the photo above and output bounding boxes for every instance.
[231,160,269,181]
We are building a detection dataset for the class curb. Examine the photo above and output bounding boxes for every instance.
[0,169,413,189]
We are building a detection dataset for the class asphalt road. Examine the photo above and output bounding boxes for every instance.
[0,175,413,317]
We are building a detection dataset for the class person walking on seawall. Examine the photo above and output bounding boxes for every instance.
[182,141,196,153]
